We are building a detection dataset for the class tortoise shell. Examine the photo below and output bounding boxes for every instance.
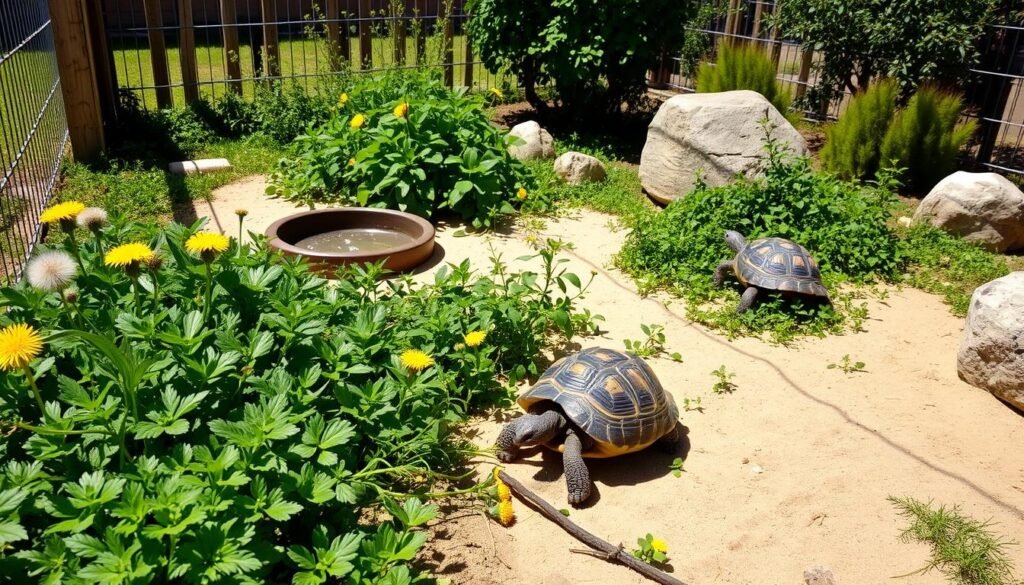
[735,237,828,297]
[518,347,679,458]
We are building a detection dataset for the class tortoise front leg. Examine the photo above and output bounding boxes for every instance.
[563,429,592,505]
[496,418,525,463]
[713,260,735,287]
[736,286,759,314]
[656,423,682,454]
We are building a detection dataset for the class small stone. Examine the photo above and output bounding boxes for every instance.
[168,158,232,176]
[750,464,764,474]
[508,121,555,161]
[553,152,607,185]
[803,566,837,585]
[741,457,749,464]
[897,216,913,227]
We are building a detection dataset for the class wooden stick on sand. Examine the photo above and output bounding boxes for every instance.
[497,471,688,585]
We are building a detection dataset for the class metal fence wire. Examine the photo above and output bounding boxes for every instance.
[0,0,70,285]
[103,0,500,110]
[664,0,1024,177]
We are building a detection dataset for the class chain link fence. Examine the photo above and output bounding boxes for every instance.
[0,0,70,284]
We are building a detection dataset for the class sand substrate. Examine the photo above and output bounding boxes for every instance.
[199,177,1024,585]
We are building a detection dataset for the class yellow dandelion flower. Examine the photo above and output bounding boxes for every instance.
[400,349,433,372]
[339,92,349,105]
[464,330,486,348]
[489,87,504,99]
[185,231,230,255]
[350,113,366,129]
[516,187,528,201]
[497,500,515,526]
[104,243,155,268]
[39,201,85,224]
[650,538,668,553]
[348,158,356,167]
[393,102,409,118]
[0,323,43,371]
[526,234,538,245]
[497,482,512,502]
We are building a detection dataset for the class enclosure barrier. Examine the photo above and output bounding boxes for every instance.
[0,0,70,284]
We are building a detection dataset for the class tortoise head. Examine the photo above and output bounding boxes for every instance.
[513,410,566,446]
[724,230,747,253]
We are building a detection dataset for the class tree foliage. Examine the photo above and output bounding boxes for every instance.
[466,0,698,114]
[773,0,997,108]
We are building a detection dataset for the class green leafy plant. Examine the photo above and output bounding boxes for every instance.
[669,457,686,478]
[466,0,698,114]
[269,71,530,228]
[631,533,670,566]
[696,43,793,117]
[682,396,703,413]
[773,0,997,109]
[617,126,902,341]
[623,323,682,362]
[710,366,737,395]
[821,78,900,180]
[0,211,598,582]
[879,86,977,191]
[889,495,1019,585]
[828,355,866,374]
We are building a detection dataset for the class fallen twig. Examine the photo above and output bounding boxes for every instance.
[498,471,687,585]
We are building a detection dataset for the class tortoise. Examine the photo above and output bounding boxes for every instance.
[713,230,829,314]
[496,347,681,505]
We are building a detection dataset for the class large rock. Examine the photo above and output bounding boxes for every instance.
[958,272,1024,411]
[639,90,806,204]
[914,171,1024,252]
[554,152,607,184]
[508,121,555,161]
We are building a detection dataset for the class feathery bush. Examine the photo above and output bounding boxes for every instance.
[696,43,792,116]
[821,79,899,180]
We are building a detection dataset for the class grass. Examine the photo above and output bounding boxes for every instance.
[889,496,1020,585]
[55,136,285,226]
[111,34,509,110]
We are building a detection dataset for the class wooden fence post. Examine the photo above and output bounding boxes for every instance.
[463,25,474,88]
[393,3,406,66]
[442,8,454,87]
[179,0,199,103]
[325,0,342,68]
[415,0,427,64]
[260,0,281,78]
[769,0,783,66]
[48,0,105,160]
[795,47,813,100]
[220,0,242,93]
[723,0,741,45]
[752,0,764,38]
[142,0,172,107]
[81,0,118,125]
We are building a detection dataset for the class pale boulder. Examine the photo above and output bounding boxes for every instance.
[553,152,607,184]
[639,90,806,204]
[508,121,555,161]
[914,171,1024,252]
[957,272,1024,411]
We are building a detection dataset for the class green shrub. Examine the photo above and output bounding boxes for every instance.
[821,79,900,180]
[618,129,903,340]
[269,71,530,229]
[466,0,697,113]
[696,43,792,116]
[0,214,597,582]
[879,86,977,190]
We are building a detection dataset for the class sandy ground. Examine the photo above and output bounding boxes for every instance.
[197,177,1024,585]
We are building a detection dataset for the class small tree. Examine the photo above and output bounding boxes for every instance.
[773,0,996,109]
[466,0,698,114]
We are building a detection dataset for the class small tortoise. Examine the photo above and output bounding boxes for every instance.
[713,230,829,314]
[496,347,680,505]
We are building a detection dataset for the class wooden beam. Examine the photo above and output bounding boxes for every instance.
[48,0,105,160]
[260,0,280,78]
[325,0,342,69]
[81,0,118,126]
[463,26,474,88]
[358,0,372,69]
[142,0,172,107]
[752,0,765,38]
[179,0,199,103]
[393,2,406,66]
[220,0,242,93]
[415,0,427,64]
[769,0,783,66]
[442,8,453,87]
[795,46,813,100]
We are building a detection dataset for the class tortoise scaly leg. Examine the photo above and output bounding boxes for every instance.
[563,429,592,505]
[736,286,759,314]
[496,418,525,463]
[713,260,735,287]
[656,423,682,454]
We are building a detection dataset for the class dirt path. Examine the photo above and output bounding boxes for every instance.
[202,179,1024,585]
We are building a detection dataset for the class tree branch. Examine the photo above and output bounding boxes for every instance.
[498,471,687,585]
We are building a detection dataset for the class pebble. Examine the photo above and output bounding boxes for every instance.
[803,566,837,585]
[751,464,764,475]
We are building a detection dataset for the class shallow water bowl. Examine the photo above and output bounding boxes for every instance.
[265,208,435,275]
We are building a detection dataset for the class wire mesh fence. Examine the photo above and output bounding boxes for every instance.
[0,0,69,285]
[102,0,505,110]
[662,0,1024,176]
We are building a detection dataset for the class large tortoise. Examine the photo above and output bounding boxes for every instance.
[713,230,829,314]
[496,347,680,505]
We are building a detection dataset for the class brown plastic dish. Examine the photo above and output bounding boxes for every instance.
[265,207,435,276]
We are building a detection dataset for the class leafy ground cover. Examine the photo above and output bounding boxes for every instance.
[0,210,598,582]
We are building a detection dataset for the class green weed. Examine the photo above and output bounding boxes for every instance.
[710,366,737,395]
[828,355,866,374]
[623,323,682,362]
